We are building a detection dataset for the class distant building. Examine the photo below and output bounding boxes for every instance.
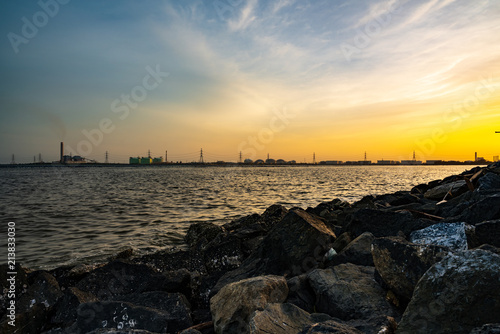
[288,160,296,164]
[377,160,397,165]
[244,159,253,164]
[494,156,499,162]
[358,160,371,165]
[324,160,342,165]
[276,159,286,164]
[152,157,163,164]
[129,157,140,164]
[265,158,276,164]
[140,157,152,164]
[401,160,422,165]
[254,159,265,164]
[62,155,86,163]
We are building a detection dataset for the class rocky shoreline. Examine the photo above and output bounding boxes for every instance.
[2,162,500,334]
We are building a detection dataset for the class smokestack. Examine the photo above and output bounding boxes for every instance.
[475,152,477,161]
[60,142,64,163]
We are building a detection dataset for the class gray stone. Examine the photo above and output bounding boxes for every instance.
[424,180,467,200]
[469,324,500,333]
[300,320,364,334]
[328,232,375,266]
[409,222,467,251]
[477,172,500,191]
[210,275,288,334]
[397,250,500,334]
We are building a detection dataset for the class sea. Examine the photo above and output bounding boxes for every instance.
[0,165,470,270]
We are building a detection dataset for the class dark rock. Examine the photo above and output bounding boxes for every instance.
[475,244,500,255]
[351,195,377,209]
[214,209,336,291]
[0,303,50,334]
[17,271,63,313]
[51,287,98,327]
[344,209,434,239]
[411,183,429,195]
[477,172,500,192]
[331,232,352,253]
[0,263,28,316]
[475,220,500,247]
[210,275,288,334]
[328,232,375,267]
[259,204,289,229]
[424,180,467,200]
[73,301,174,334]
[398,250,500,334]
[469,324,500,333]
[49,263,104,289]
[286,274,316,313]
[300,319,364,334]
[371,237,449,301]
[248,303,331,334]
[449,194,500,225]
[134,249,206,273]
[203,234,243,274]
[409,222,468,251]
[185,222,224,250]
[180,329,203,334]
[307,264,398,333]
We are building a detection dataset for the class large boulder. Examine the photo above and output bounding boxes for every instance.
[185,222,223,250]
[51,287,98,327]
[248,303,331,334]
[476,172,500,192]
[344,209,434,238]
[300,320,364,334]
[371,237,449,301]
[210,275,288,334]
[450,194,500,225]
[475,220,500,247]
[214,209,336,291]
[409,222,468,251]
[397,250,500,334]
[424,180,467,200]
[307,264,398,334]
[328,232,375,266]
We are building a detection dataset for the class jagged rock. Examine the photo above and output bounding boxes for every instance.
[203,234,243,274]
[469,324,500,333]
[210,275,288,334]
[185,222,223,250]
[134,249,206,273]
[450,194,500,225]
[307,264,398,334]
[213,209,336,292]
[397,250,500,334]
[286,274,316,313]
[328,232,375,267]
[475,220,500,247]
[248,303,331,334]
[73,301,178,334]
[17,271,63,313]
[300,320,364,334]
[477,172,500,192]
[409,222,467,251]
[51,287,98,327]
[50,263,104,289]
[371,237,449,301]
[475,244,500,255]
[344,209,434,238]
[331,232,352,253]
[424,180,467,200]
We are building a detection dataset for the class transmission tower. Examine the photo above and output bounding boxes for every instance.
[165,150,168,164]
[364,151,367,161]
[148,149,151,158]
[313,152,316,164]
[39,153,42,162]
[105,151,109,164]
[199,148,204,163]
[11,154,15,164]
[239,151,242,163]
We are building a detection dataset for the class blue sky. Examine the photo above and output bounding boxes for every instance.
[1,0,499,163]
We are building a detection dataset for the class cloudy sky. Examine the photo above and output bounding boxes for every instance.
[1,0,499,163]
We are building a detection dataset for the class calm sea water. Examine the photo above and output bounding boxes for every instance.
[0,165,469,269]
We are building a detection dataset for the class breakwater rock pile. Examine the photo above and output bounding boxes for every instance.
[2,162,500,334]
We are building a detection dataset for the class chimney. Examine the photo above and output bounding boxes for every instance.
[475,152,477,161]
[60,142,64,163]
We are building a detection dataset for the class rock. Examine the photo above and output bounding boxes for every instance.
[409,222,467,251]
[51,287,98,327]
[451,194,500,225]
[331,232,352,253]
[307,264,398,333]
[371,237,449,301]
[328,232,375,267]
[113,292,193,332]
[0,263,28,316]
[186,222,224,250]
[424,180,467,200]
[248,303,330,334]
[17,271,63,313]
[73,301,175,334]
[210,275,288,334]
[300,320,364,334]
[475,244,500,255]
[477,172,500,192]
[134,249,206,273]
[214,209,336,291]
[397,250,500,334]
[344,209,434,239]
[179,329,203,334]
[203,234,243,274]
[286,274,316,313]
[0,303,50,334]
[469,324,500,333]
[475,220,500,247]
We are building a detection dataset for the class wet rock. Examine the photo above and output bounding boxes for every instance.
[73,301,177,334]
[477,172,500,192]
[327,232,375,267]
[0,303,50,334]
[214,209,336,291]
[409,222,467,251]
[475,220,500,247]
[397,250,500,334]
[286,274,316,313]
[307,264,398,333]
[371,237,449,301]
[300,320,364,334]
[186,222,224,250]
[50,263,104,289]
[17,271,63,313]
[210,275,288,334]
[135,249,206,273]
[51,287,98,327]
[203,235,243,274]
[424,180,467,200]
[469,324,500,333]
[344,209,434,239]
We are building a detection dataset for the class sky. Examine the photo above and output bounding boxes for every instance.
[0,0,499,164]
